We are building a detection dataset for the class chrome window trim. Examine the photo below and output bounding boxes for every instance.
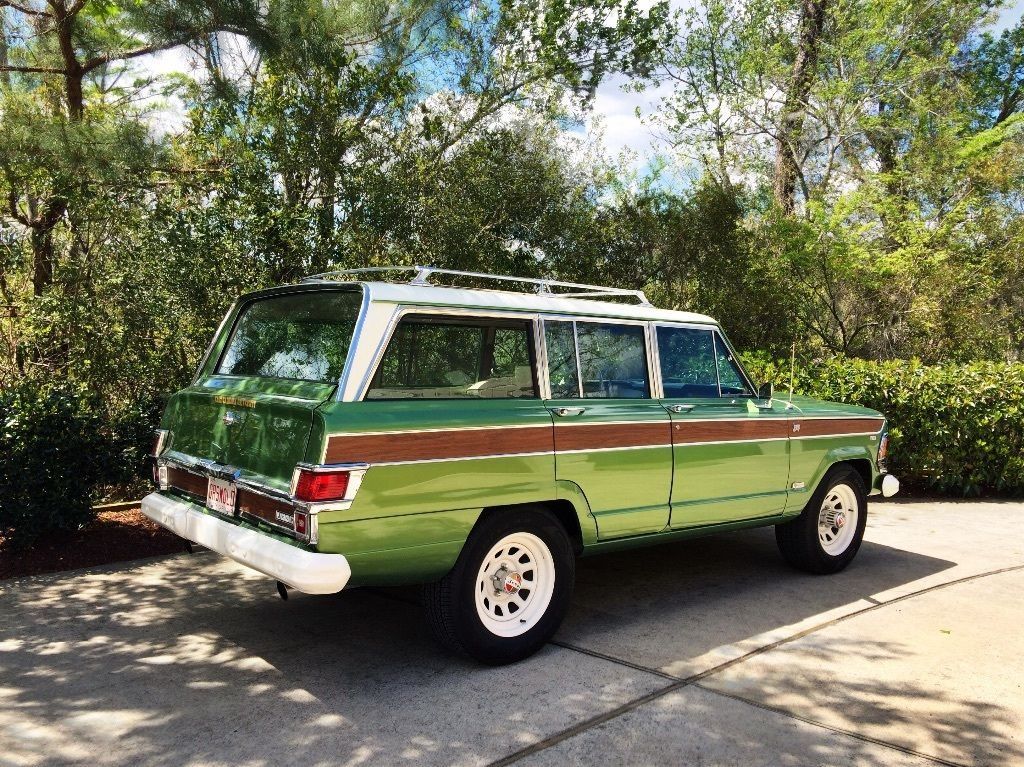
[192,300,238,384]
[652,321,756,400]
[711,327,756,397]
[711,332,723,396]
[551,315,655,401]
[201,285,363,390]
[353,305,544,402]
[571,321,584,398]
[534,318,552,400]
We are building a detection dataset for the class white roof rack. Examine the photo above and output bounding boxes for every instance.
[302,265,651,306]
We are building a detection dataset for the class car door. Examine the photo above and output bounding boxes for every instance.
[655,324,790,528]
[541,318,672,539]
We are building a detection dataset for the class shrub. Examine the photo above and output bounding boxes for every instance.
[742,355,1024,497]
[0,383,110,548]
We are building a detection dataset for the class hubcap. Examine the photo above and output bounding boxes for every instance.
[817,484,859,555]
[475,532,556,638]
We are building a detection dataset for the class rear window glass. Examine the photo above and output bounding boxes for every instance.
[217,291,362,383]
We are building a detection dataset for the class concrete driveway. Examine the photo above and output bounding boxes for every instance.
[1,500,1022,767]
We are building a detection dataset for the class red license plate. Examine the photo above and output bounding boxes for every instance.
[206,477,237,514]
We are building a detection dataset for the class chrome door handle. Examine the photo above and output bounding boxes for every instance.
[550,407,586,417]
[666,404,695,413]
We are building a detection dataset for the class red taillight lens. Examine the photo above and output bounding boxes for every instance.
[293,469,350,502]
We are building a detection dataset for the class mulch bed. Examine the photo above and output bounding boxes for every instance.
[0,507,184,580]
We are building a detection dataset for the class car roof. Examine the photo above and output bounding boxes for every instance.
[351,281,718,325]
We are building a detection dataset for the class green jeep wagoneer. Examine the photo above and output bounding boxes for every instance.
[143,266,899,664]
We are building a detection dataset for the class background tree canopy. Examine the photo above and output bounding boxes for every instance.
[0,0,1022,510]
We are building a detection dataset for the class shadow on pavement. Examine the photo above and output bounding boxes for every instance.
[0,524,1016,766]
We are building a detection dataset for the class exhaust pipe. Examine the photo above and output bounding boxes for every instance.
[276,581,290,601]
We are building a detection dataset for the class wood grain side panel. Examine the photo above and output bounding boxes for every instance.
[554,422,672,452]
[237,489,293,527]
[325,426,554,464]
[167,467,207,498]
[673,419,790,444]
[796,418,884,437]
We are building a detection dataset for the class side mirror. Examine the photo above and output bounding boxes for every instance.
[757,381,773,401]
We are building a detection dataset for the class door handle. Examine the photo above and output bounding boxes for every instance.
[550,406,586,417]
[666,404,695,413]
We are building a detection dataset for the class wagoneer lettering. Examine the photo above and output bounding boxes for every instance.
[142,265,900,664]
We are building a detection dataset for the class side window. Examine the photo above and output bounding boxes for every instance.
[576,323,650,399]
[544,321,580,399]
[656,326,719,398]
[714,332,753,396]
[366,317,537,399]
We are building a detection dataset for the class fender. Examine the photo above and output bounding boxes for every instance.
[789,444,877,516]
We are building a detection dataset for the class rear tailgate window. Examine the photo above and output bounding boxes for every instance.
[217,291,362,383]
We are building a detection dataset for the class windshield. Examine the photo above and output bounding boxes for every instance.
[216,290,362,383]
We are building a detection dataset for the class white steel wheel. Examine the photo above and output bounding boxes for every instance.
[817,483,859,555]
[474,532,556,638]
[776,465,868,575]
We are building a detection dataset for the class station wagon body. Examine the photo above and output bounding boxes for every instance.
[143,267,899,663]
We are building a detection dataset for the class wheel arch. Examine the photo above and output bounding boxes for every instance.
[473,496,593,557]
[808,446,877,498]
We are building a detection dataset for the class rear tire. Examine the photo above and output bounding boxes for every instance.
[424,508,575,665]
[776,465,867,574]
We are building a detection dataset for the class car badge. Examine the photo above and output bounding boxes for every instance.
[223,411,240,427]
[503,572,523,594]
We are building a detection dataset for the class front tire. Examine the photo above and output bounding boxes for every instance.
[775,465,867,574]
[424,508,575,664]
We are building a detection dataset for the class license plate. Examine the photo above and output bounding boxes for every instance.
[206,477,237,515]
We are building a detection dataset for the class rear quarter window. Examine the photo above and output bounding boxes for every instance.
[366,316,538,399]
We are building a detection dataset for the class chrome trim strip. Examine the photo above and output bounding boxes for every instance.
[557,444,671,455]
[571,319,584,398]
[369,450,553,467]
[792,431,880,440]
[674,437,790,446]
[322,420,671,442]
[535,317,551,401]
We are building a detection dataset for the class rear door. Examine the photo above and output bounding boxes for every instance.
[541,318,672,539]
[656,324,790,527]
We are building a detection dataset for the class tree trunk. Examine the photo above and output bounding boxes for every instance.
[773,0,828,213]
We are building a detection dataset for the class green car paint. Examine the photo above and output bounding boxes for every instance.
[153,280,891,589]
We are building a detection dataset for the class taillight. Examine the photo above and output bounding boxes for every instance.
[877,431,889,469]
[293,468,351,502]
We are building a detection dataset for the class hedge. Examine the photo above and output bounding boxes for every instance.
[743,355,1024,497]
[0,384,111,548]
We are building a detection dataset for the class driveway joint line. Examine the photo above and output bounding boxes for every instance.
[491,562,1024,766]
[693,682,970,767]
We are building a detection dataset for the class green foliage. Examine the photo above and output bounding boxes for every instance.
[743,355,1024,497]
[0,384,110,548]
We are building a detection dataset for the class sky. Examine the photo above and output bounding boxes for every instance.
[145,0,1024,170]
